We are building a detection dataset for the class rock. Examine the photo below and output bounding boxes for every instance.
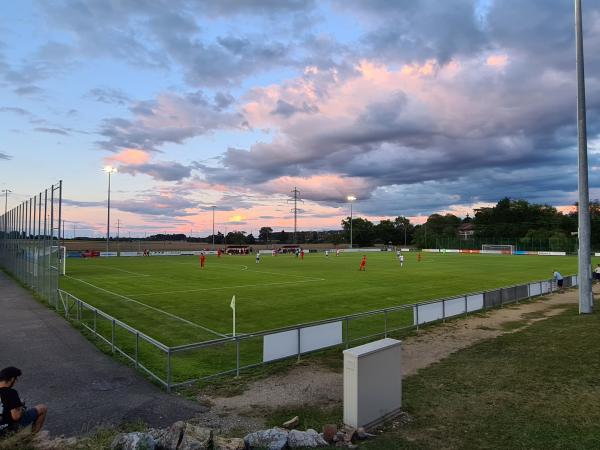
[342,426,356,443]
[111,432,156,450]
[287,429,328,448]
[157,421,185,450]
[333,431,345,442]
[355,427,375,440]
[213,436,245,450]
[147,428,169,446]
[178,423,212,450]
[282,415,300,429]
[244,427,289,450]
[322,424,337,443]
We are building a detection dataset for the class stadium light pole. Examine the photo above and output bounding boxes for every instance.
[103,166,117,253]
[211,206,216,250]
[575,0,593,313]
[347,195,356,249]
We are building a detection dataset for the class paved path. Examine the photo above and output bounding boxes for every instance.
[0,272,206,437]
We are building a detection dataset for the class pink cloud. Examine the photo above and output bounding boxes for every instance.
[486,54,509,68]
[105,148,151,166]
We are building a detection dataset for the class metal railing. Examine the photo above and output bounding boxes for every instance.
[56,274,576,391]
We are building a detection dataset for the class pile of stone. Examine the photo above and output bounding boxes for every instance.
[111,417,376,450]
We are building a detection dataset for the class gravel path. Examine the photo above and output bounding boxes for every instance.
[0,272,206,437]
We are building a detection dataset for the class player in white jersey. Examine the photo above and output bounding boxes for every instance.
[336,249,340,257]
[399,253,404,267]
[256,252,261,264]
[325,250,329,257]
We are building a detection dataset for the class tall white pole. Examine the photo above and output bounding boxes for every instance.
[212,206,215,250]
[106,171,111,253]
[350,202,353,249]
[575,0,593,313]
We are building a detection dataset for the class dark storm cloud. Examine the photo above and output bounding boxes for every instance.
[337,0,488,64]
[0,152,12,160]
[270,99,319,117]
[118,161,194,182]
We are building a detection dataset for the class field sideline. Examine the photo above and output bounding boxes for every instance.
[59,252,582,347]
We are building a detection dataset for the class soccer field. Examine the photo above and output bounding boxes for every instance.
[60,252,579,347]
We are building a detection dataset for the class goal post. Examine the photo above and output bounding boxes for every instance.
[49,245,67,275]
[481,244,514,255]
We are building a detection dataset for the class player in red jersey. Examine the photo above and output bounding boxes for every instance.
[200,252,206,268]
[359,255,366,271]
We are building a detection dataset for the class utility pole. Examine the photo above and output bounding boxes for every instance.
[117,219,120,255]
[575,0,593,313]
[287,187,303,244]
[212,206,216,250]
[347,196,356,248]
[2,189,11,247]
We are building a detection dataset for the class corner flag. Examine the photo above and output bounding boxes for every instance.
[230,295,236,337]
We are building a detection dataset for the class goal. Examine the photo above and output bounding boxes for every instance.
[49,246,67,275]
[481,244,514,255]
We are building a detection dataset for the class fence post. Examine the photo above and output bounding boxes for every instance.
[416,304,419,331]
[442,300,446,322]
[135,332,139,369]
[384,310,388,338]
[344,319,349,349]
[236,338,241,377]
[167,349,172,393]
[297,328,301,361]
[464,295,468,318]
[111,319,115,353]
[93,309,97,335]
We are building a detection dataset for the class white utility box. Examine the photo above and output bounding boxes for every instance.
[343,338,402,429]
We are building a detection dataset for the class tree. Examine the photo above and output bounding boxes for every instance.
[225,231,246,245]
[341,217,376,246]
[245,233,256,245]
[258,227,273,243]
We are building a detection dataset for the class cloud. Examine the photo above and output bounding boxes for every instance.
[98,91,243,152]
[34,127,70,135]
[105,149,151,166]
[118,161,195,182]
[0,152,12,160]
[87,87,131,104]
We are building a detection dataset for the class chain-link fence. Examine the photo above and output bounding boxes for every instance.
[0,182,63,305]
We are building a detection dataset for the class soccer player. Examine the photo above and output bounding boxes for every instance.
[399,253,404,267]
[217,249,221,258]
[553,270,563,290]
[199,252,206,268]
[300,249,304,260]
[256,252,261,264]
[359,255,367,271]
[336,249,340,257]
[417,253,422,262]
[325,250,329,257]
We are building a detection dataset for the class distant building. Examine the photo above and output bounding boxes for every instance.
[457,223,475,240]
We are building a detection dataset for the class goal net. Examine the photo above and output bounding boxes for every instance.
[49,246,67,276]
[481,244,514,254]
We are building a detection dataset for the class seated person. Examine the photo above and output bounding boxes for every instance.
[0,367,47,434]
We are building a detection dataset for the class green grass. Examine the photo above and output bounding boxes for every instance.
[58,252,580,382]
[359,306,600,449]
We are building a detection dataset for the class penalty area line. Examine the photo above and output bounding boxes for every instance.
[64,275,226,338]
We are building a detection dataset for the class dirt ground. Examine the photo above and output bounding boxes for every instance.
[194,288,583,433]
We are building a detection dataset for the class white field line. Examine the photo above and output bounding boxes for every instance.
[64,275,226,338]
[129,278,326,297]
[80,265,150,277]
[167,260,322,280]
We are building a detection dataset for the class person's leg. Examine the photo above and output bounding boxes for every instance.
[31,404,47,433]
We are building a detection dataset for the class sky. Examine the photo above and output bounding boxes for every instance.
[1,0,600,238]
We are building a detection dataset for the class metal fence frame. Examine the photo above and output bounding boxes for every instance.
[0,182,62,305]
[57,274,576,391]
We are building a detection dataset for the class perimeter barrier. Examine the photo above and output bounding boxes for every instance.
[0,182,63,306]
[58,273,577,391]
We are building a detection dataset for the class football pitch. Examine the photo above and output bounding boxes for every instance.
[60,252,579,347]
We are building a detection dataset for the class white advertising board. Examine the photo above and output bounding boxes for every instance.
[466,293,484,312]
[300,321,343,353]
[529,282,542,296]
[413,301,444,325]
[444,297,466,318]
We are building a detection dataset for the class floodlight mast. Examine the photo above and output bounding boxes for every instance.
[211,206,216,250]
[2,189,11,247]
[104,166,117,253]
[575,0,593,314]
[347,195,356,249]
